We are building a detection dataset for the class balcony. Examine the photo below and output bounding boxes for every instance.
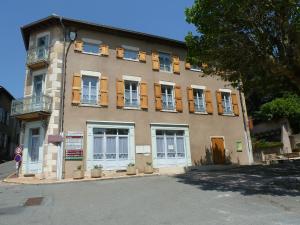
[26,46,50,70]
[11,95,52,121]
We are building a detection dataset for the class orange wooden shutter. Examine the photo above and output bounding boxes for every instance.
[140,82,148,109]
[173,56,180,74]
[116,79,124,108]
[185,62,191,70]
[74,40,83,52]
[101,45,109,56]
[100,77,108,106]
[154,83,162,110]
[205,90,213,114]
[187,87,195,113]
[216,91,224,115]
[72,73,81,105]
[231,93,239,116]
[152,51,159,71]
[116,48,124,59]
[139,51,146,62]
[175,85,183,112]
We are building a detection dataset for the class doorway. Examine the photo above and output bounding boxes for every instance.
[211,137,225,164]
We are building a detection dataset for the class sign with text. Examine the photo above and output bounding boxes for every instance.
[65,132,84,160]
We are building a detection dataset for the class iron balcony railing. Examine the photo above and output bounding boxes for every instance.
[26,46,50,66]
[11,95,52,116]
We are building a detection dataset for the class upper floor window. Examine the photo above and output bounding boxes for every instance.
[83,42,100,55]
[36,34,49,60]
[123,46,139,61]
[124,80,139,108]
[222,92,233,114]
[159,52,172,72]
[161,85,175,110]
[190,64,202,72]
[81,75,98,105]
[193,89,206,113]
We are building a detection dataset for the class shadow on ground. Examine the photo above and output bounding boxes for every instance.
[175,161,300,196]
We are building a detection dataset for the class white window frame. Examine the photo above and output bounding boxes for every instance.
[151,124,192,168]
[86,121,135,171]
[82,38,102,56]
[36,31,50,48]
[80,71,101,106]
[159,52,173,73]
[122,45,139,62]
[219,89,233,115]
[192,86,207,114]
[123,75,141,109]
[31,69,47,97]
[159,81,176,112]
[190,64,202,72]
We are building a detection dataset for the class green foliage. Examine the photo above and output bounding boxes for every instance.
[185,1,300,91]
[256,94,300,132]
[254,140,283,149]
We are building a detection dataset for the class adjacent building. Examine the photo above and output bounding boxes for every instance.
[12,15,253,179]
[0,86,20,161]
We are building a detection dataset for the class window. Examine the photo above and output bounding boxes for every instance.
[124,49,138,61]
[0,108,4,124]
[124,80,139,108]
[81,75,98,105]
[83,42,100,54]
[190,64,202,72]
[36,35,49,59]
[159,52,172,72]
[193,89,206,112]
[156,130,185,159]
[222,92,233,114]
[93,128,129,160]
[161,85,175,110]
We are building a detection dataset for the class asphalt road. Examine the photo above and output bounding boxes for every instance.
[0,161,15,180]
[0,170,299,225]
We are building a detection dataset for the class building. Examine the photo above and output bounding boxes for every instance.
[0,86,20,162]
[11,15,253,179]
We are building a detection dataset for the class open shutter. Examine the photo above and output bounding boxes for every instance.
[99,77,108,106]
[74,40,83,52]
[116,48,124,59]
[116,79,124,108]
[205,90,213,114]
[187,87,195,113]
[216,91,224,115]
[101,45,109,56]
[139,51,146,62]
[140,82,148,109]
[175,85,183,112]
[72,73,81,105]
[152,51,160,71]
[185,62,191,70]
[173,56,180,74]
[154,83,162,110]
[231,93,239,116]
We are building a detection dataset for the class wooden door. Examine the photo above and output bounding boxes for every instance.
[211,137,225,164]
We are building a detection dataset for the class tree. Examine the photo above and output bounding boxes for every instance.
[185,0,300,90]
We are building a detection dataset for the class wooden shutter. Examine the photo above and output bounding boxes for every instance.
[138,51,146,62]
[99,77,108,106]
[205,90,213,114]
[74,40,83,52]
[175,85,183,112]
[231,93,239,116]
[140,82,148,109]
[216,91,224,115]
[116,79,124,108]
[152,51,159,71]
[154,83,162,110]
[172,56,180,74]
[116,48,124,59]
[187,87,195,113]
[72,73,81,105]
[101,45,109,56]
[185,62,191,70]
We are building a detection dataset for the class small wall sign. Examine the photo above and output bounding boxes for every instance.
[65,131,84,160]
[236,140,243,152]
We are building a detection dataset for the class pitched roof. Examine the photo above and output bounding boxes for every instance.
[21,14,186,50]
[0,86,15,100]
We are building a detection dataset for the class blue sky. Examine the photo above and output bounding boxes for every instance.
[0,0,196,98]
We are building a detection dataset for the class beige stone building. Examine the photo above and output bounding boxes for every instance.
[12,15,253,179]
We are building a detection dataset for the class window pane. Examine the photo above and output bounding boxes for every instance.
[166,136,176,158]
[161,85,174,110]
[194,89,206,112]
[118,129,129,135]
[222,92,232,114]
[106,136,116,159]
[159,53,171,72]
[119,137,128,159]
[176,137,185,158]
[93,136,104,159]
[93,128,104,135]
[83,42,99,54]
[81,76,98,105]
[156,130,163,135]
[156,137,165,158]
[124,81,139,107]
[124,49,138,60]
[106,129,117,135]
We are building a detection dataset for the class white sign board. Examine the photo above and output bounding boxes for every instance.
[136,145,151,154]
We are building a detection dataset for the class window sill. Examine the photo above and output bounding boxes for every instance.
[79,104,101,108]
[159,70,173,74]
[190,69,203,72]
[123,106,141,110]
[81,51,101,56]
[194,111,208,115]
[123,58,139,62]
[222,113,235,117]
[161,109,177,113]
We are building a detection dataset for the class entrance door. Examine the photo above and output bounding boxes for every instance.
[23,123,44,174]
[211,137,225,164]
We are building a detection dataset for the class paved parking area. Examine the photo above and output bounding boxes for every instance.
[0,164,300,225]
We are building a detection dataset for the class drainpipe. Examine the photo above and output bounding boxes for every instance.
[238,83,253,164]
